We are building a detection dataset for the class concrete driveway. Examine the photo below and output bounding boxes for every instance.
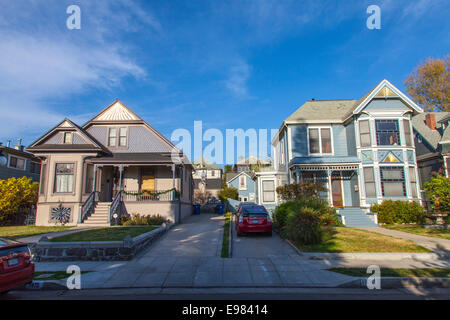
[32,213,354,289]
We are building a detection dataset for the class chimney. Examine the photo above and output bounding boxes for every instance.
[425,113,436,130]
[14,138,24,151]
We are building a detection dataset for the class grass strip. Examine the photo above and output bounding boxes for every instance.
[329,268,450,278]
[221,212,232,258]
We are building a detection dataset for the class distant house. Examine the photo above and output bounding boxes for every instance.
[27,100,193,226]
[0,139,41,182]
[412,112,450,187]
[259,80,423,226]
[192,157,222,198]
[233,156,271,173]
[226,171,256,203]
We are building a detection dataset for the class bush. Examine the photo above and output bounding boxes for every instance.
[285,207,323,245]
[218,186,238,202]
[122,214,168,226]
[276,182,327,201]
[273,201,300,236]
[371,200,426,224]
[295,197,341,226]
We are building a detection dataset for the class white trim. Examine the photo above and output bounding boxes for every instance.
[353,79,423,115]
[226,171,253,184]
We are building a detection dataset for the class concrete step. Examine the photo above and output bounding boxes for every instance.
[340,208,377,227]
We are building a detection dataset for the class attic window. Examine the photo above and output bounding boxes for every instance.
[63,132,72,144]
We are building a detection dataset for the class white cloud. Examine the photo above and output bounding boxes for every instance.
[225,61,251,97]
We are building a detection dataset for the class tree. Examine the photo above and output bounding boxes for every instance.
[0,177,39,225]
[222,165,233,188]
[218,186,238,201]
[424,175,450,213]
[404,54,450,112]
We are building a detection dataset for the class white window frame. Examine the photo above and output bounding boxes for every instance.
[239,175,247,190]
[261,179,276,203]
[8,155,26,171]
[307,126,334,156]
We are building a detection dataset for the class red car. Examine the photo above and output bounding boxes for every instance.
[236,205,272,236]
[0,238,34,294]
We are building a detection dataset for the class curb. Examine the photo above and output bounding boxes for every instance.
[339,277,450,289]
[228,215,233,258]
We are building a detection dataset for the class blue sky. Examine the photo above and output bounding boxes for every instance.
[0,0,449,163]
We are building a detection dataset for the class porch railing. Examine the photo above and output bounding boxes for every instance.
[80,191,99,223]
[108,192,122,224]
[122,190,177,202]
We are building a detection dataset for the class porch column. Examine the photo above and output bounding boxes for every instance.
[118,165,124,192]
[92,164,98,193]
[327,168,333,205]
[172,164,175,188]
[295,168,300,183]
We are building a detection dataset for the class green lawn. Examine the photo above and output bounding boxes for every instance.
[384,224,450,240]
[297,227,431,253]
[50,226,157,242]
[33,271,91,281]
[329,268,450,278]
[221,212,232,258]
[0,226,73,240]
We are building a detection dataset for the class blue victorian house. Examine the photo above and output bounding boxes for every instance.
[257,80,423,227]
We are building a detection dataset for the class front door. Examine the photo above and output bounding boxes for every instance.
[331,174,343,207]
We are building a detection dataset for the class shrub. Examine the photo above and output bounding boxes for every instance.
[218,186,238,202]
[0,177,39,225]
[295,197,341,226]
[285,207,323,245]
[273,201,300,236]
[122,214,168,226]
[371,200,426,224]
[276,182,326,201]
[424,175,450,213]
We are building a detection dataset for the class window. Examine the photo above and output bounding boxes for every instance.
[363,167,376,197]
[409,167,417,198]
[211,170,215,177]
[239,176,246,189]
[108,128,117,147]
[63,132,72,144]
[54,163,74,193]
[262,180,275,202]
[9,156,25,170]
[403,120,412,146]
[119,127,127,146]
[40,164,47,195]
[376,120,400,146]
[380,167,405,197]
[359,120,371,147]
[29,162,41,174]
[85,164,94,193]
[308,128,332,154]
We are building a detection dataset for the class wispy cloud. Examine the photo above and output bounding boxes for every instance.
[225,61,251,97]
[0,0,158,141]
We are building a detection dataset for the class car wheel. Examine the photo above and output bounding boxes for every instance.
[237,231,243,237]
[267,232,272,237]
[0,290,10,295]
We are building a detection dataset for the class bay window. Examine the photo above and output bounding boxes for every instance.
[359,120,371,147]
[54,163,74,193]
[403,119,413,146]
[380,166,405,197]
[409,167,417,198]
[376,120,400,146]
[363,167,376,197]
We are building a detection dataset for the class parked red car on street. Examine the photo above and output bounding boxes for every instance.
[0,238,34,294]
[236,205,272,236]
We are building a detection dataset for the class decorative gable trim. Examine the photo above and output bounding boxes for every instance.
[91,100,141,122]
[353,79,423,115]
[226,171,254,184]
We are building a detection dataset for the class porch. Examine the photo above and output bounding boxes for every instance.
[292,163,360,208]
[79,162,185,226]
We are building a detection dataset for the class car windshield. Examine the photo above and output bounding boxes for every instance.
[243,207,267,217]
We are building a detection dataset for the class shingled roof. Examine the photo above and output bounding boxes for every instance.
[285,100,357,123]
[412,112,450,150]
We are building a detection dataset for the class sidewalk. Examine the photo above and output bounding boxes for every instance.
[359,227,450,252]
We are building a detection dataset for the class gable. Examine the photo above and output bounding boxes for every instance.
[91,100,142,122]
[27,118,105,153]
[86,124,174,153]
[353,80,423,115]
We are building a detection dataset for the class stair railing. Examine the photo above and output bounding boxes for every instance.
[79,191,98,223]
[108,192,122,224]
